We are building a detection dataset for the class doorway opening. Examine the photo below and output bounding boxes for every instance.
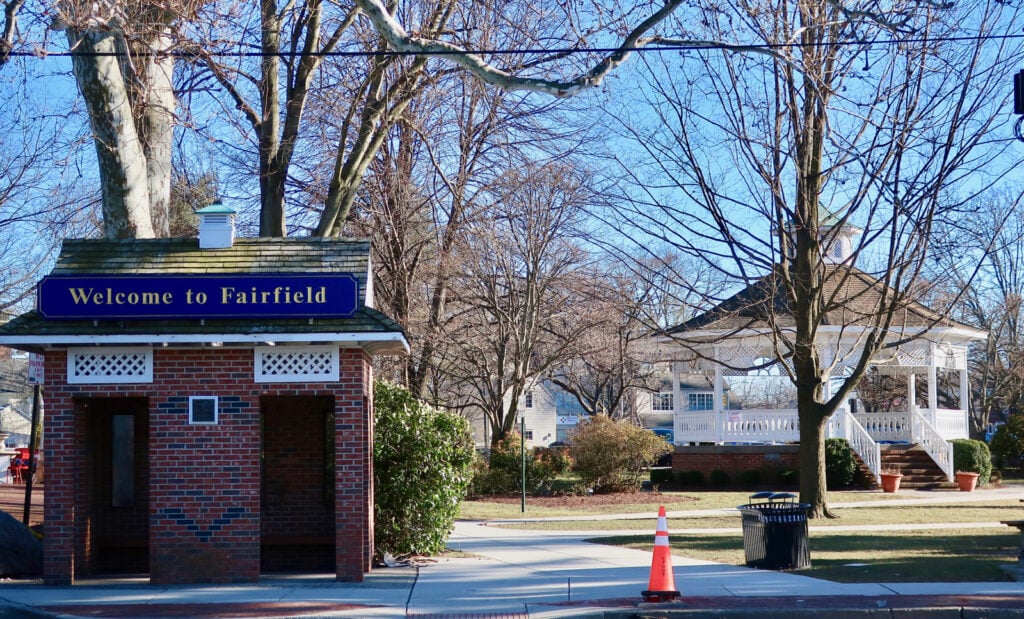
[260,395,335,572]
[78,397,150,576]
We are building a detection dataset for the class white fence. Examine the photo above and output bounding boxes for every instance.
[673,406,964,482]
[852,412,912,442]
[913,414,955,481]
[828,409,881,483]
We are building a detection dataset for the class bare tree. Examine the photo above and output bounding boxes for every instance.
[1,0,25,67]
[549,268,665,422]
[604,0,1023,517]
[445,162,592,445]
[937,187,1024,434]
[0,71,91,313]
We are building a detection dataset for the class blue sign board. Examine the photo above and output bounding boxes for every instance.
[37,273,360,320]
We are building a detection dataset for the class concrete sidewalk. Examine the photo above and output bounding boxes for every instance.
[0,488,1022,618]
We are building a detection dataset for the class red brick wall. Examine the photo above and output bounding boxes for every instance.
[335,349,374,581]
[41,346,375,585]
[671,445,800,476]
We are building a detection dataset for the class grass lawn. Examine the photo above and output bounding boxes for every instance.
[593,528,1020,583]
[458,489,1006,521]
[459,482,1024,584]
[496,503,1024,530]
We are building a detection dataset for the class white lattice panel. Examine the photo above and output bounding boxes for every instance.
[67,347,153,384]
[254,346,339,383]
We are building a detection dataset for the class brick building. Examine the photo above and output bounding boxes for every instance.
[0,213,406,584]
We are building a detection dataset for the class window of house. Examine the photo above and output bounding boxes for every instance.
[524,430,533,440]
[651,392,674,411]
[525,391,533,408]
[687,392,715,411]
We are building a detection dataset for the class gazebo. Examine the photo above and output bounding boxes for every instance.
[659,225,986,484]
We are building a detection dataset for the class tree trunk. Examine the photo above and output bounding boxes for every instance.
[137,30,174,237]
[258,0,285,237]
[68,29,155,239]
[798,400,832,519]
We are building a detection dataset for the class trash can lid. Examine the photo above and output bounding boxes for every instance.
[748,491,796,501]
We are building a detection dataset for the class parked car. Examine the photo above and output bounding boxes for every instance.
[651,427,674,467]
[651,427,674,443]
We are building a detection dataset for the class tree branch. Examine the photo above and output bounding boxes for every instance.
[1,0,25,67]
[351,0,685,97]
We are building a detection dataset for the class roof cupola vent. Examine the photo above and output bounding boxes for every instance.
[195,201,236,249]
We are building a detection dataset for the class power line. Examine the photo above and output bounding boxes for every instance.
[5,31,1024,60]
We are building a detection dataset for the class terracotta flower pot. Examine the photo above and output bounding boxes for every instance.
[955,471,979,492]
[880,473,902,493]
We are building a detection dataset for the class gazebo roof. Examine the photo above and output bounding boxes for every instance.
[667,264,983,341]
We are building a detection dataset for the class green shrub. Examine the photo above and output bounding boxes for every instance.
[777,468,798,486]
[469,433,570,496]
[739,469,761,488]
[709,469,731,487]
[569,415,672,493]
[825,438,858,489]
[952,438,992,486]
[373,381,475,558]
[990,414,1024,469]
[678,470,705,487]
[650,468,674,485]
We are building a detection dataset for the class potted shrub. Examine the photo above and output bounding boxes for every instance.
[880,467,902,493]
[954,470,979,492]
[951,438,992,488]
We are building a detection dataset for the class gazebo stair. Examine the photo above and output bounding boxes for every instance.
[878,444,954,490]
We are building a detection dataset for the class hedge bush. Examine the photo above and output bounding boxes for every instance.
[739,469,762,488]
[777,468,798,486]
[952,438,992,486]
[650,468,675,485]
[374,381,476,557]
[990,414,1024,469]
[678,470,705,487]
[825,438,858,489]
[470,433,573,496]
[569,415,671,492]
[709,469,731,487]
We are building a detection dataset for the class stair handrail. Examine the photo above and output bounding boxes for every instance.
[827,408,881,484]
[911,409,954,482]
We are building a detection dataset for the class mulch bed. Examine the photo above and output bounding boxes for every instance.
[0,482,43,526]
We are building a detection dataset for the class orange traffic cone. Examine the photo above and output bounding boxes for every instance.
[641,505,680,603]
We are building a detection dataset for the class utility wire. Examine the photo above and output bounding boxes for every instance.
[4,31,1024,59]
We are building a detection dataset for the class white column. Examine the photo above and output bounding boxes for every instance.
[907,372,916,412]
[714,363,724,445]
[908,371,917,443]
[822,372,834,438]
[671,361,683,445]
[928,345,938,425]
[960,361,970,439]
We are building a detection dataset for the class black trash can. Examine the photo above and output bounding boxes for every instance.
[737,491,811,570]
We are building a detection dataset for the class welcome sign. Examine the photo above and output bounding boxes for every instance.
[37,273,360,320]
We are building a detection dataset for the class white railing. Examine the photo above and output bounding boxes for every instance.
[912,412,954,481]
[933,409,969,440]
[721,409,799,443]
[674,410,718,443]
[853,412,912,442]
[674,407,961,480]
[828,409,881,483]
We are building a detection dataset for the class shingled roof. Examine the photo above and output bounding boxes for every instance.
[0,237,407,354]
[668,264,982,337]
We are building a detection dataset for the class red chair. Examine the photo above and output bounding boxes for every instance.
[8,448,30,484]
